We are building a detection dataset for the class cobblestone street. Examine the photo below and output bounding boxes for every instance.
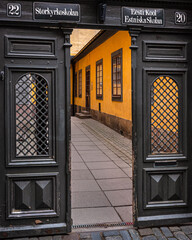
[9,223,192,239]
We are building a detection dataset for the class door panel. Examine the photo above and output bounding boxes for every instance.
[143,68,187,161]
[0,27,71,238]
[134,32,192,227]
[143,167,188,209]
[7,67,56,166]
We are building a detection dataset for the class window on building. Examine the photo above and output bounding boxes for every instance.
[74,72,77,97]
[112,49,122,101]
[79,69,82,98]
[96,59,103,99]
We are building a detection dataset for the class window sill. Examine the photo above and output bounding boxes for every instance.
[112,96,122,102]
[96,96,103,100]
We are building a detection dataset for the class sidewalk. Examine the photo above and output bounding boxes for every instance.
[71,117,133,226]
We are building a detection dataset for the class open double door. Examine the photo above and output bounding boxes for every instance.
[0,26,191,238]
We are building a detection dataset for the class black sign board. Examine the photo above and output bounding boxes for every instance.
[122,7,164,26]
[33,2,80,22]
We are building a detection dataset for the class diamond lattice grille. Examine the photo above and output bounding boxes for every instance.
[151,76,179,154]
[16,73,49,157]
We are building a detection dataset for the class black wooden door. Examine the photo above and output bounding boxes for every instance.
[0,27,71,238]
[133,31,192,227]
[86,66,90,111]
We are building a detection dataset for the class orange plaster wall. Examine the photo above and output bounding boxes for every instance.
[72,31,132,121]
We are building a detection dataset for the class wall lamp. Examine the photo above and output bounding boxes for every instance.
[97,3,107,24]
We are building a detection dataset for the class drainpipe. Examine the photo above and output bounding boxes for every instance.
[72,61,75,116]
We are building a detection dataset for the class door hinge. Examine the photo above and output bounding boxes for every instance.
[0,71,4,81]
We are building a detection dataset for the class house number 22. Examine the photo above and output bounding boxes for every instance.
[7,3,21,17]
[175,12,187,24]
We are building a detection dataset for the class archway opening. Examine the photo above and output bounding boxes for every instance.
[70,29,133,229]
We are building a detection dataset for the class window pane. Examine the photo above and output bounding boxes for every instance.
[96,62,103,98]
[117,72,121,80]
[117,81,121,88]
[113,64,116,73]
[117,88,121,95]
[112,51,122,98]
[117,56,121,65]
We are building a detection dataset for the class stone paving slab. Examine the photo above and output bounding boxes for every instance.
[91,169,128,179]
[72,162,88,170]
[72,151,84,163]
[72,191,111,208]
[72,137,91,142]
[114,161,130,168]
[72,207,121,225]
[72,180,100,192]
[73,142,96,146]
[85,161,118,170]
[81,155,111,162]
[104,190,132,206]
[121,168,132,178]
[78,150,105,155]
[75,146,100,151]
[72,170,94,180]
[115,206,133,222]
[97,178,132,191]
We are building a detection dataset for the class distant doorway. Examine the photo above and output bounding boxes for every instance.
[86,66,90,111]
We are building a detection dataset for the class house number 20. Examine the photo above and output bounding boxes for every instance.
[175,12,187,24]
[7,3,21,17]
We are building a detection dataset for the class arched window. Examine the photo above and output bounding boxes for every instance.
[151,76,179,154]
[15,73,49,157]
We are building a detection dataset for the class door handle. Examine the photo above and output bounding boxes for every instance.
[0,71,4,81]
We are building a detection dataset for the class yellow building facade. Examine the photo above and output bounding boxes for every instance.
[71,30,132,138]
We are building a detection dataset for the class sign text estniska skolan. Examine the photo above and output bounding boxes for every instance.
[122,7,164,25]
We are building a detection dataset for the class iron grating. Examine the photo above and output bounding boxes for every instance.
[151,76,179,154]
[72,222,133,229]
[15,73,49,157]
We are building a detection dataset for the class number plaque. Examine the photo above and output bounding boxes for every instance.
[175,12,187,25]
[7,3,21,17]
